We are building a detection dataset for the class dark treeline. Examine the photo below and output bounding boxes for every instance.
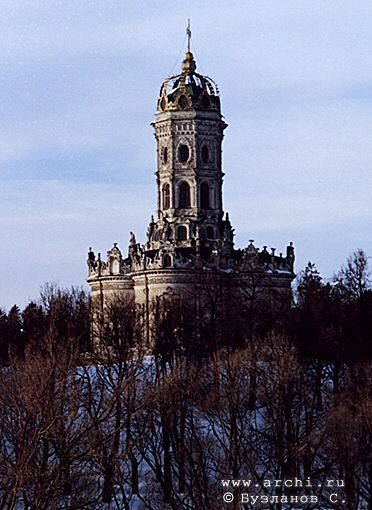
[0,283,91,366]
[0,250,371,509]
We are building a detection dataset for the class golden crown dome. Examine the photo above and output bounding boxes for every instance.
[157,50,220,114]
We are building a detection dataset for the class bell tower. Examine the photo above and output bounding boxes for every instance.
[146,32,233,257]
[87,27,296,345]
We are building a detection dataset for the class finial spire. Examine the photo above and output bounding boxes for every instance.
[187,19,191,52]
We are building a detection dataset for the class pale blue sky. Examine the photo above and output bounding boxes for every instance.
[1,1,371,310]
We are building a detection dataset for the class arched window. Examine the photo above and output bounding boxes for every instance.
[179,182,191,208]
[179,144,189,163]
[162,146,168,164]
[200,182,210,209]
[201,145,209,163]
[163,254,171,268]
[162,183,170,209]
[177,225,187,241]
[206,226,214,239]
[110,259,120,275]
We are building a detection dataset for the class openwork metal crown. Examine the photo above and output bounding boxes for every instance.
[157,51,220,113]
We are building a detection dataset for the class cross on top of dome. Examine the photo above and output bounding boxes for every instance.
[157,22,221,113]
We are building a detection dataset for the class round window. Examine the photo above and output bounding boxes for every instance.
[179,144,189,163]
[178,95,188,109]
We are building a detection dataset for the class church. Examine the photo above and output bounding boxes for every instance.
[86,39,295,344]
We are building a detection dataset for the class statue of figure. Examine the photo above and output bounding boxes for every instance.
[161,218,172,241]
[147,216,156,241]
[130,231,136,247]
[88,247,95,262]
[147,224,153,240]
[215,237,223,252]
[166,224,172,240]
[223,222,231,242]
[97,253,103,276]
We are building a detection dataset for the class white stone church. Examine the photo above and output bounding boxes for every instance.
[86,45,295,336]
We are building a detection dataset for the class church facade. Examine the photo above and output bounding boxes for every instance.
[86,47,295,343]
